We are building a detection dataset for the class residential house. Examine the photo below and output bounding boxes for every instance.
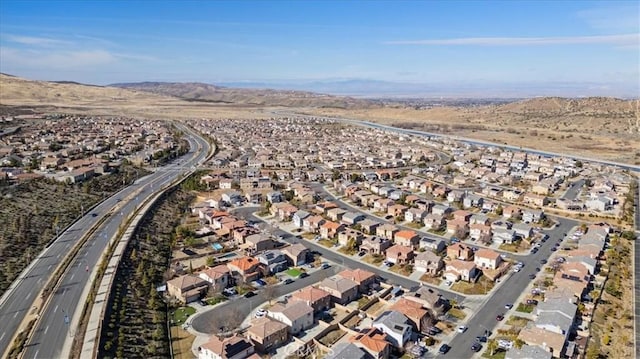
[447,243,474,261]
[303,215,325,233]
[493,228,517,244]
[469,223,492,243]
[474,248,502,270]
[404,208,427,223]
[535,297,577,335]
[418,237,446,253]
[373,311,413,348]
[227,257,265,283]
[387,204,408,218]
[247,317,289,353]
[431,204,452,217]
[325,343,371,359]
[522,209,545,223]
[444,260,478,282]
[197,334,256,359]
[446,219,469,238]
[282,243,310,266]
[463,194,484,209]
[244,234,277,253]
[376,224,399,240]
[350,328,391,359]
[405,286,448,315]
[414,251,443,276]
[394,230,419,248]
[386,244,415,265]
[423,214,445,231]
[342,211,366,225]
[503,205,522,219]
[512,223,533,239]
[256,250,288,274]
[359,219,381,235]
[292,210,310,228]
[554,262,590,298]
[338,229,365,247]
[338,268,377,292]
[518,326,567,358]
[505,344,552,359]
[327,207,348,222]
[318,277,359,304]
[266,191,283,203]
[197,265,231,292]
[469,214,490,226]
[291,286,332,313]
[267,301,314,334]
[167,274,209,304]
[320,221,345,239]
[390,298,433,334]
[359,236,392,256]
[452,210,472,222]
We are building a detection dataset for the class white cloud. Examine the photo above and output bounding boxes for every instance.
[2,34,72,46]
[0,47,117,70]
[385,33,640,46]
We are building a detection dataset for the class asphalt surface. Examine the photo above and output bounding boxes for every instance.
[0,125,210,359]
[190,265,341,334]
[444,217,576,358]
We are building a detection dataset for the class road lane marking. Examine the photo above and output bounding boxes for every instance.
[44,326,49,335]
[48,265,52,270]
[34,350,39,359]
[54,305,58,312]
[70,273,75,281]
[14,312,18,318]
[0,332,5,341]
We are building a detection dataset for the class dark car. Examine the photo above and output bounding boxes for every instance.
[496,314,505,321]
[540,259,547,264]
[283,279,294,285]
[91,213,98,217]
[550,247,557,251]
[438,344,451,354]
[244,291,256,298]
[358,250,366,257]
[475,336,487,343]
[526,299,539,305]
[471,342,482,352]
[529,274,536,279]
[299,272,309,278]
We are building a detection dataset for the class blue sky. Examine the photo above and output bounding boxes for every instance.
[0,0,638,96]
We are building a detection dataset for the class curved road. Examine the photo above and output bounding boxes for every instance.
[0,124,210,359]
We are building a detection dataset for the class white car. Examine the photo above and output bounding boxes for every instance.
[457,325,468,333]
[255,309,267,318]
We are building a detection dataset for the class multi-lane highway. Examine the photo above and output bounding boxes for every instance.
[0,124,211,359]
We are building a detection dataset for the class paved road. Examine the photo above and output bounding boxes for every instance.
[190,265,341,334]
[444,218,577,357]
[0,125,211,359]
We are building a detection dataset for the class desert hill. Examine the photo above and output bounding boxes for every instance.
[110,81,378,109]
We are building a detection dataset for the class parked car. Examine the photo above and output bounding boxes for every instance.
[496,314,505,321]
[457,325,468,333]
[438,344,451,354]
[255,308,267,318]
[504,303,513,310]
[256,279,267,286]
[358,250,366,257]
[529,274,536,279]
[475,336,487,343]
[299,272,309,278]
[283,278,294,285]
[471,342,482,352]
[223,288,237,296]
[321,263,331,269]
[244,291,256,298]
[526,299,539,305]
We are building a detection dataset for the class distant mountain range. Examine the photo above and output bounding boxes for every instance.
[214,79,638,99]
[109,81,379,109]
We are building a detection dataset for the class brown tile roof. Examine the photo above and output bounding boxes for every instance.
[291,286,331,303]
[338,268,376,284]
[351,327,390,354]
[247,317,288,339]
[228,257,259,272]
[200,334,254,358]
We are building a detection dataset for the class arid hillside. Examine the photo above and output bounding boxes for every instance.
[110,81,378,109]
[306,97,640,164]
